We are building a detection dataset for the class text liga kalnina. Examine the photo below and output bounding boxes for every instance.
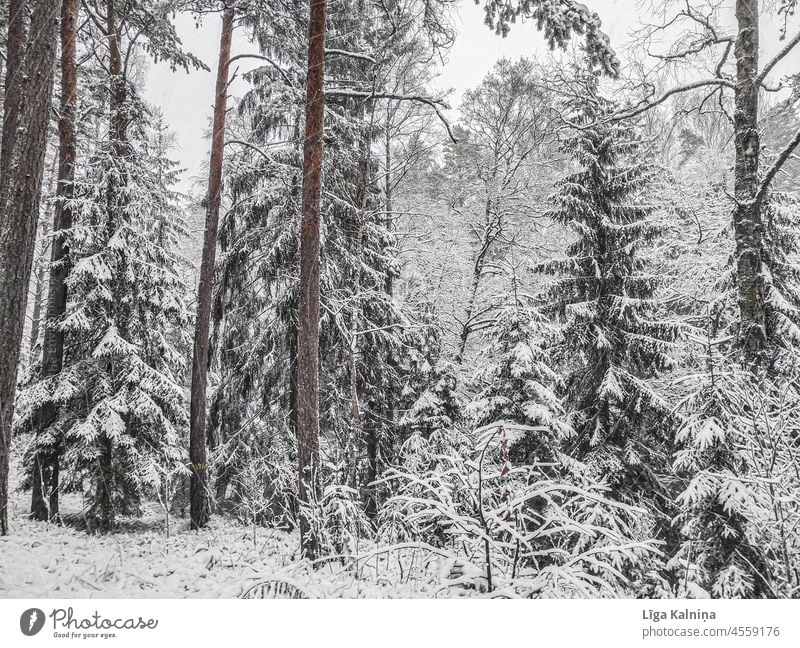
[643,609,717,623]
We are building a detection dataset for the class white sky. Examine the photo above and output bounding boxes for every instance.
[142,0,797,193]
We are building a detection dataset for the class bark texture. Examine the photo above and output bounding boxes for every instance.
[456,205,502,363]
[0,0,58,536]
[733,0,765,364]
[1,0,27,173]
[31,0,80,523]
[296,0,328,560]
[189,6,235,530]
[27,217,47,364]
[93,0,127,532]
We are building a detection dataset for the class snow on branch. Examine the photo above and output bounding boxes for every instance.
[324,48,377,64]
[611,78,734,122]
[325,88,458,143]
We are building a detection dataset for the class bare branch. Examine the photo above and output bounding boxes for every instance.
[612,78,733,121]
[326,88,458,143]
[755,126,800,206]
[715,39,733,78]
[756,29,800,86]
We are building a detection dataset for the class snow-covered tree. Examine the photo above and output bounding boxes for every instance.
[210,1,444,525]
[669,190,800,598]
[467,296,570,465]
[379,418,660,597]
[15,110,191,530]
[673,358,800,598]
[445,57,558,362]
[761,192,800,374]
[537,73,681,513]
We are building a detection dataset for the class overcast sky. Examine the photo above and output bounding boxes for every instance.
[142,0,643,192]
[141,0,795,193]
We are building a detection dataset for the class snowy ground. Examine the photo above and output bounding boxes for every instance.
[0,489,456,599]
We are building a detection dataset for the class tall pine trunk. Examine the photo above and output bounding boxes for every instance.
[27,150,59,366]
[30,0,80,523]
[1,0,26,173]
[296,0,328,560]
[27,216,48,365]
[0,0,58,536]
[189,6,235,530]
[733,0,765,364]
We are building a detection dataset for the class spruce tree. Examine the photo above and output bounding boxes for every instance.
[673,362,776,597]
[467,295,570,466]
[671,191,800,598]
[537,73,680,514]
[762,192,800,373]
[15,110,191,529]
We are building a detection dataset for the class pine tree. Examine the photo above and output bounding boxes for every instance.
[30,0,81,523]
[209,1,441,531]
[0,0,58,536]
[189,3,235,532]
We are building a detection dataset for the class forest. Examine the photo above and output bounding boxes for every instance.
[0,0,799,600]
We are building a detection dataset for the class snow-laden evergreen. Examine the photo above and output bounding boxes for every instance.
[536,72,681,515]
[762,192,800,372]
[4,0,800,603]
[467,297,570,457]
[210,3,427,524]
[15,110,191,529]
[667,192,800,598]
[673,358,800,598]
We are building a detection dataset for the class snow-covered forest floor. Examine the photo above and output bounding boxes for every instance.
[0,490,450,598]
[0,491,430,598]
[0,486,459,599]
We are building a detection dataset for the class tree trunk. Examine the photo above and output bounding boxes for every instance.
[296,0,328,560]
[0,0,58,536]
[28,149,60,367]
[97,433,114,530]
[27,219,47,364]
[92,0,128,532]
[107,0,126,156]
[456,200,500,363]
[1,0,27,176]
[733,0,765,365]
[364,408,378,517]
[189,6,235,530]
[30,0,80,523]
[30,455,47,521]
